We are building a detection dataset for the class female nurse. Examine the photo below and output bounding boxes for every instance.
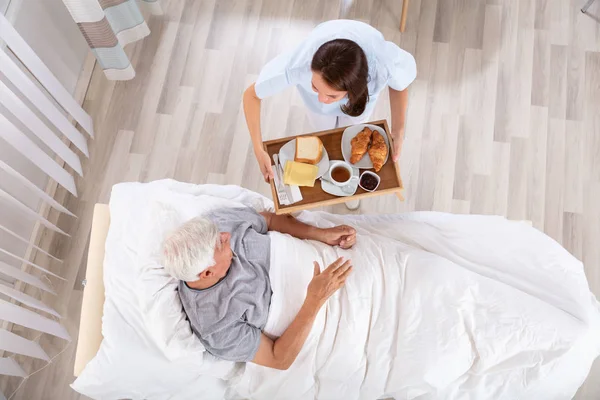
[243,19,417,182]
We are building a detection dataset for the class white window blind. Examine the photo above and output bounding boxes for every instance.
[0,358,26,378]
[0,300,71,340]
[0,187,70,238]
[0,247,65,281]
[0,284,60,318]
[0,113,78,196]
[0,13,94,137]
[0,11,92,381]
[0,329,50,361]
[0,80,83,175]
[0,225,62,262]
[0,159,76,217]
[0,261,55,294]
[0,49,89,156]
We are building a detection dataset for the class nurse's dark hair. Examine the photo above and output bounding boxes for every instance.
[311,39,369,117]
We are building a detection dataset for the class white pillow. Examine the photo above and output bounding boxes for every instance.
[135,201,207,359]
[72,180,273,399]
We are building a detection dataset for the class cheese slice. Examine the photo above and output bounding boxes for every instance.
[283,161,318,187]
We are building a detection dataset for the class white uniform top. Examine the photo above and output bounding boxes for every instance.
[254,20,417,119]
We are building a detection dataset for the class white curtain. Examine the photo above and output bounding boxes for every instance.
[61,0,165,80]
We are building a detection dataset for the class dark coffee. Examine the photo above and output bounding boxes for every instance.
[331,166,351,182]
[360,174,379,191]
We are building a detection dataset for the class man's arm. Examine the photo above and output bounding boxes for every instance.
[260,212,321,241]
[389,87,409,162]
[252,302,318,370]
[252,258,352,370]
[260,212,356,249]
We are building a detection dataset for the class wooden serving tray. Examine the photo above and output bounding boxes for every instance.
[263,119,404,214]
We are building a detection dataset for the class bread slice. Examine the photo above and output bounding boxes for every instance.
[295,136,323,165]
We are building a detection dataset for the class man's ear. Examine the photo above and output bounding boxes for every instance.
[199,269,213,279]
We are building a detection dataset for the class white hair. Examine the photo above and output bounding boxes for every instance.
[161,216,220,281]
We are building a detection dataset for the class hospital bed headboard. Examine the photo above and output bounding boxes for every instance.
[73,204,109,377]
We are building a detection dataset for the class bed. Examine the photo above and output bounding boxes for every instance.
[73,203,108,378]
[72,180,600,400]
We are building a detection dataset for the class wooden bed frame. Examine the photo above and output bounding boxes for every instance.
[73,204,109,377]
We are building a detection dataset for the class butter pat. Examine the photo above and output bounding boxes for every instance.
[283,161,318,187]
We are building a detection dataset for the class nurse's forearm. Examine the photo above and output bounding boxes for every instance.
[243,83,264,152]
[389,87,408,140]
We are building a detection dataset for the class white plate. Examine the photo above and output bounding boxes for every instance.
[341,124,390,169]
[279,138,329,178]
[320,161,359,197]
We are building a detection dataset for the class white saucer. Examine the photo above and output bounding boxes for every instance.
[320,161,359,197]
[279,138,330,178]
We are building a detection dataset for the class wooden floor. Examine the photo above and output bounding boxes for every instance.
[2,0,600,398]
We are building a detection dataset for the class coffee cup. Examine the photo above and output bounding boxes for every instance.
[325,160,357,187]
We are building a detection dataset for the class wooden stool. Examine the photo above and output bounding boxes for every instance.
[582,0,596,13]
[400,0,409,32]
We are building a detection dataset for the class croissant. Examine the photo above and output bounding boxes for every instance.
[350,127,372,164]
[368,131,388,172]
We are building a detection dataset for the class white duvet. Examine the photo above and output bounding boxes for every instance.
[73,180,600,400]
[236,211,600,399]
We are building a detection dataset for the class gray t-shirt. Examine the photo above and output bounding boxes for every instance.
[178,207,271,362]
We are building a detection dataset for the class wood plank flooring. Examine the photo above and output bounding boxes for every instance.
[1,0,600,398]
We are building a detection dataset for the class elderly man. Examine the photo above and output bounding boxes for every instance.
[162,207,355,370]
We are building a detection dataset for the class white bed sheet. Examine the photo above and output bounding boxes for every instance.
[72,180,600,400]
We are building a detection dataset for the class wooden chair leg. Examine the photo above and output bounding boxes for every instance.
[400,0,409,32]
[582,0,596,13]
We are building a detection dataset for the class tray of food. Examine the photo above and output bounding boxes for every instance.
[263,119,403,214]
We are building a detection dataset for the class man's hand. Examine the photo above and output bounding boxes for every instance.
[319,225,357,249]
[251,257,352,370]
[306,258,353,308]
[391,129,404,162]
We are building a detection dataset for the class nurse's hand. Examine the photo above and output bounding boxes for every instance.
[255,149,275,183]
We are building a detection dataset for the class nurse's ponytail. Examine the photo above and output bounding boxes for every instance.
[311,39,369,117]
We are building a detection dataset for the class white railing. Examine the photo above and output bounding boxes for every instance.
[0,11,92,393]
